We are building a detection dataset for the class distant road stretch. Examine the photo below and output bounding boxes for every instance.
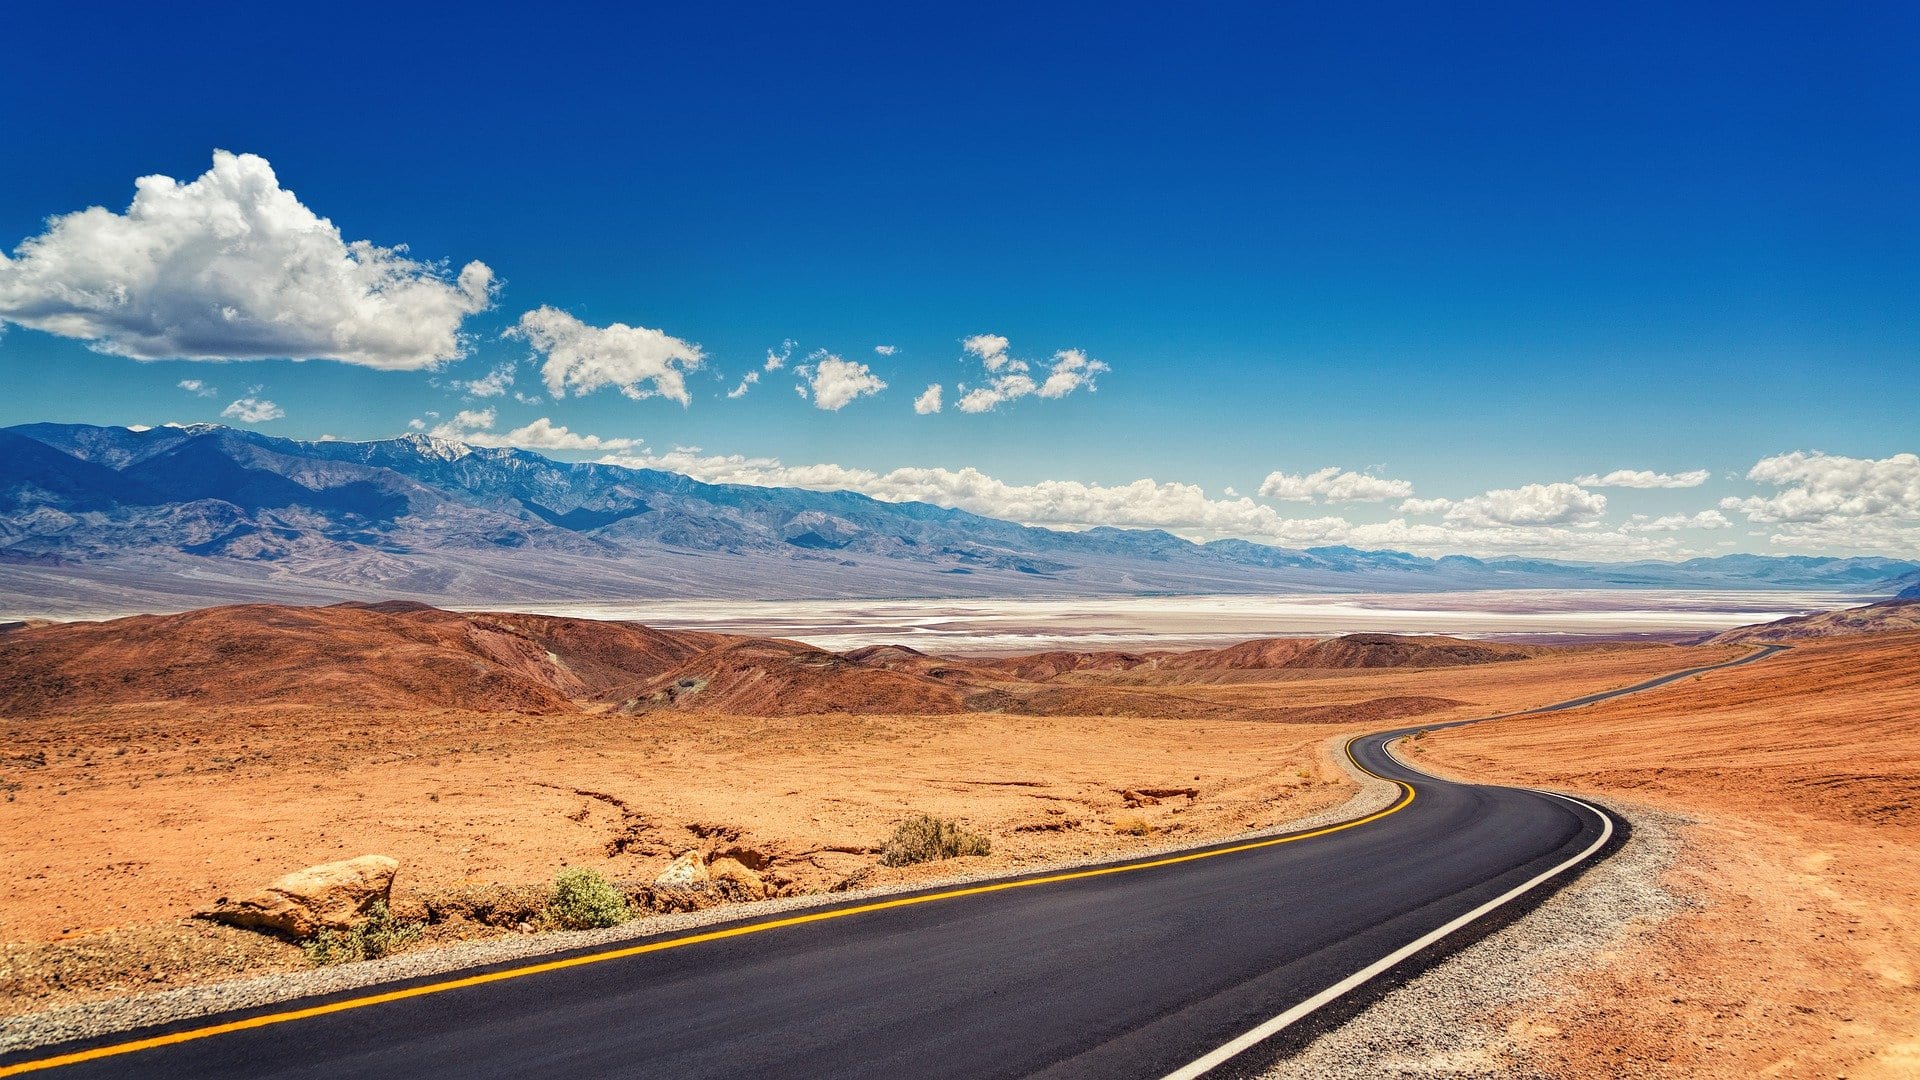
[1,646,1785,1079]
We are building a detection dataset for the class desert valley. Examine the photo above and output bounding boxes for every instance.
[4,592,1917,1077]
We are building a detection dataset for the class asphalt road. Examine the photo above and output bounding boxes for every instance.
[3,646,1782,1079]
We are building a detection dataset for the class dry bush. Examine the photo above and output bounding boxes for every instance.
[880,814,992,867]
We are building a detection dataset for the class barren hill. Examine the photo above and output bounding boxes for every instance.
[0,603,724,718]
[0,603,1572,720]
[1705,597,1920,645]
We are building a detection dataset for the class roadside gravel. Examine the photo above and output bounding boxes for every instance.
[2,735,1400,1055]
[1261,798,1694,1080]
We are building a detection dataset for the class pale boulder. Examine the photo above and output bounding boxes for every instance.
[203,855,399,939]
[654,850,709,887]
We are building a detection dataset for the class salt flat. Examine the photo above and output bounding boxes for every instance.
[470,588,1868,653]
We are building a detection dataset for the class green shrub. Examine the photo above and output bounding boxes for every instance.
[544,867,632,930]
[303,900,422,966]
[879,814,992,867]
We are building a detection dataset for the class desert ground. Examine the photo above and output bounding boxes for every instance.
[1,602,1733,1019]
[3,598,1915,1080]
[1410,628,1920,1079]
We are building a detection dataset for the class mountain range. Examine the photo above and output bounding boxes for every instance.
[3,422,1915,616]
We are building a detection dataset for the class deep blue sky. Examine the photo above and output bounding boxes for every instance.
[2,2,1915,558]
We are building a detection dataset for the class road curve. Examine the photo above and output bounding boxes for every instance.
[0,646,1784,1080]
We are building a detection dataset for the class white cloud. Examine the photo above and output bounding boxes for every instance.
[1398,497,1454,515]
[797,353,887,410]
[727,370,760,399]
[764,340,794,371]
[506,305,703,405]
[1574,468,1711,489]
[913,384,944,415]
[1037,348,1108,398]
[221,397,284,423]
[874,344,897,356]
[1624,510,1733,532]
[177,378,216,398]
[429,408,637,451]
[1718,451,1920,554]
[955,334,1107,412]
[1721,451,1920,524]
[461,363,516,398]
[1444,482,1606,527]
[0,151,494,368]
[428,407,495,440]
[962,334,1018,372]
[1260,467,1414,504]
[591,448,1690,560]
[407,417,427,431]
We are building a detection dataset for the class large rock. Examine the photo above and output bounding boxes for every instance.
[203,855,399,938]
[707,856,767,900]
[653,851,709,887]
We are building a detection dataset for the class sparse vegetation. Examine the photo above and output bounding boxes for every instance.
[1110,813,1152,836]
[879,814,992,866]
[302,900,421,966]
[543,867,632,929]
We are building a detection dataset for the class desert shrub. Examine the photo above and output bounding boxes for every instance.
[1110,813,1152,837]
[879,814,992,867]
[303,900,422,966]
[544,868,632,930]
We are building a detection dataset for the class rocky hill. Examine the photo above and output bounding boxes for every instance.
[4,423,1916,613]
[2,602,1592,720]
[1705,597,1920,645]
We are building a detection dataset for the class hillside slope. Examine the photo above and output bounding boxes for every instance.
[1705,597,1920,644]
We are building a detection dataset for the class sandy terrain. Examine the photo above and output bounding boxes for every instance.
[0,604,1734,1017]
[1410,630,1920,1079]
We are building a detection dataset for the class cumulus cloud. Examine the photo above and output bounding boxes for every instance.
[1398,497,1453,515]
[1444,482,1607,527]
[962,334,1017,372]
[1259,467,1414,504]
[913,384,943,415]
[796,353,887,411]
[428,408,637,451]
[428,407,495,440]
[727,371,760,399]
[874,344,897,356]
[461,363,516,398]
[1718,451,1920,554]
[221,397,283,423]
[590,448,1690,560]
[1721,451,1920,524]
[764,340,794,371]
[506,305,704,405]
[177,378,216,398]
[1624,510,1733,532]
[0,151,495,368]
[955,334,1107,412]
[956,372,1037,413]
[1575,468,1711,489]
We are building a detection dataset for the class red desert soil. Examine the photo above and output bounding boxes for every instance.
[0,602,1726,1017]
[1410,629,1920,1079]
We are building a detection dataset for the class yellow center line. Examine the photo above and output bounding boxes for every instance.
[1,738,1414,1076]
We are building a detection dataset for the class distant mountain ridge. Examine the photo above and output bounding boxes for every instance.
[2,422,1915,614]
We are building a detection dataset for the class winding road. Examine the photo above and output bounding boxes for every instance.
[0,646,1783,1079]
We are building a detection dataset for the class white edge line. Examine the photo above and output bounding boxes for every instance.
[1158,753,1615,1080]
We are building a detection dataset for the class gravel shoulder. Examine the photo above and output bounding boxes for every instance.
[1261,797,1692,1079]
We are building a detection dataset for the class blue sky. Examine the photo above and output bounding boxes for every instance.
[2,2,1915,559]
